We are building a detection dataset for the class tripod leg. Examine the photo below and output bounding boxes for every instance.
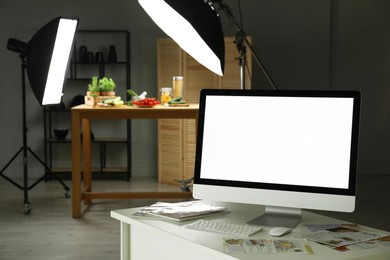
[27,147,70,197]
[0,148,26,188]
[0,148,23,176]
[0,148,32,214]
[22,147,31,214]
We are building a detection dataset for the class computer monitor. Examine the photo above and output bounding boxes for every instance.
[193,89,361,228]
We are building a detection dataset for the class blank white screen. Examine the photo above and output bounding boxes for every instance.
[200,96,354,189]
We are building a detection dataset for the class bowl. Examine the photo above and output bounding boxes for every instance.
[54,128,69,140]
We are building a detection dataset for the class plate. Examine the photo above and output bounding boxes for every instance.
[169,103,189,107]
[135,104,156,108]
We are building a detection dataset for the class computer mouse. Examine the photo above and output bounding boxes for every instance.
[268,227,292,237]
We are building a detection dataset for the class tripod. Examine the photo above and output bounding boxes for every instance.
[0,55,70,214]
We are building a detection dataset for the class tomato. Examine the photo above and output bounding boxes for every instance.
[134,97,159,106]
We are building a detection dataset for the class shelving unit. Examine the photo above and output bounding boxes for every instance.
[43,29,131,180]
[68,30,130,83]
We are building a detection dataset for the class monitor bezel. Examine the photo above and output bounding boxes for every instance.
[194,89,361,198]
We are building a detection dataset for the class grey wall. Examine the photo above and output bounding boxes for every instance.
[0,0,388,178]
[330,1,390,175]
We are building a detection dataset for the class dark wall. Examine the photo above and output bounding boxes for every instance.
[227,0,389,175]
[330,1,390,174]
[234,0,331,90]
[0,0,388,176]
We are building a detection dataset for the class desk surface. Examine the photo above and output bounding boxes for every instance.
[111,202,390,260]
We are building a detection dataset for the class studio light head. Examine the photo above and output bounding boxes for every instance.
[7,16,79,105]
[139,0,225,76]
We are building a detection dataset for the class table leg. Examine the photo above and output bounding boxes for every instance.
[71,110,81,218]
[83,118,92,205]
[120,221,130,260]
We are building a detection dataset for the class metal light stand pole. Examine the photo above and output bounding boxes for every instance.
[0,55,70,214]
[213,0,278,90]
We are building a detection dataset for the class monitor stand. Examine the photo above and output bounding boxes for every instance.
[247,206,302,228]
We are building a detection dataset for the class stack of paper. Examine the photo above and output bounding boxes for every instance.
[133,201,228,221]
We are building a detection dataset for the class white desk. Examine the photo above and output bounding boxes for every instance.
[111,202,390,260]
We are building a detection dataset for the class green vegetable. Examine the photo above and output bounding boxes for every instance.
[127,89,138,97]
[103,96,122,105]
[99,77,116,92]
[113,100,124,106]
[168,97,186,104]
[88,76,100,92]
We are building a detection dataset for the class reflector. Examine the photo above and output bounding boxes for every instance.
[26,17,78,105]
[139,0,224,76]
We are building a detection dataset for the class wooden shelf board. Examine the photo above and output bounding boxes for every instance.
[46,137,128,143]
[50,167,129,174]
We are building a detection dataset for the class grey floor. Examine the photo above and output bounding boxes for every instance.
[0,174,389,260]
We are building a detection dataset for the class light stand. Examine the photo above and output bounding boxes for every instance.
[212,1,277,90]
[0,55,70,214]
[0,17,78,214]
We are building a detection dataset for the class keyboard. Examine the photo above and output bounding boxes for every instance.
[185,219,263,237]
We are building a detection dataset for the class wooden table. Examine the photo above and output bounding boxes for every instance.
[71,104,198,218]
